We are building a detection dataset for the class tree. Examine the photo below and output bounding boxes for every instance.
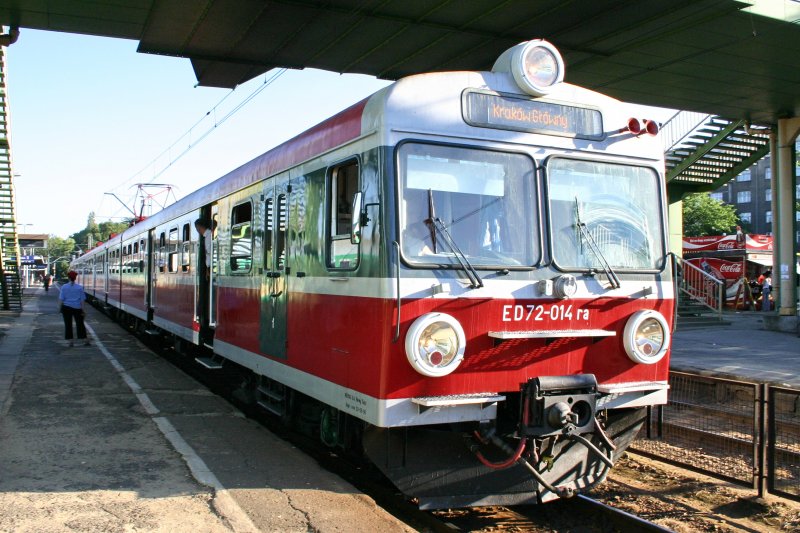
[45,236,77,278]
[682,193,740,237]
[69,212,130,251]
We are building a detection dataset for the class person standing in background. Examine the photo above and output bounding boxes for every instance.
[59,270,89,347]
[761,270,772,312]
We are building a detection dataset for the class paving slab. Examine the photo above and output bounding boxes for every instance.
[0,288,414,533]
[671,312,800,388]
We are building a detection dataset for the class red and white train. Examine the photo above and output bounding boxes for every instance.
[72,40,673,509]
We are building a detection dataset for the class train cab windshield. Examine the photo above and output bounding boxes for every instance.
[398,143,538,268]
[547,158,665,271]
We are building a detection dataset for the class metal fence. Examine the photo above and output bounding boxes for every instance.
[631,371,800,501]
[768,387,800,500]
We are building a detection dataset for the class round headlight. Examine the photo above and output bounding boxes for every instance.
[511,40,565,96]
[405,313,466,377]
[623,310,670,365]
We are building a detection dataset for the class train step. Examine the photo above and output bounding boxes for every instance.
[144,328,161,336]
[256,399,284,416]
[256,385,284,402]
[195,355,224,369]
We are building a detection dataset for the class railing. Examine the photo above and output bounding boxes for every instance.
[660,110,712,152]
[677,256,724,319]
[632,372,800,502]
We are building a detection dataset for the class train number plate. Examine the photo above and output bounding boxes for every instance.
[501,303,590,322]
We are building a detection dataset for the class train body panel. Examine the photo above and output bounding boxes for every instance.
[72,40,674,507]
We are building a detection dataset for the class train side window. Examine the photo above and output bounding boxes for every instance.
[264,197,274,261]
[327,160,360,269]
[276,194,287,270]
[168,227,179,273]
[230,202,253,273]
[158,232,166,272]
[181,223,191,272]
[139,239,146,273]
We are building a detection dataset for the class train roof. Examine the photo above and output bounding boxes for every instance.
[74,54,663,261]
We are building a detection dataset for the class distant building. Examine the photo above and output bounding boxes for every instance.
[710,140,800,249]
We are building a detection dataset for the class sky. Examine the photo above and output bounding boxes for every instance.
[7,30,391,237]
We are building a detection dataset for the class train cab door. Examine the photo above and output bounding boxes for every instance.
[260,178,289,359]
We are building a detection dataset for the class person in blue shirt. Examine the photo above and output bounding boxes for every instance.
[59,270,89,347]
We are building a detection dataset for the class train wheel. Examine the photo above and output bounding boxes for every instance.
[320,406,342,448]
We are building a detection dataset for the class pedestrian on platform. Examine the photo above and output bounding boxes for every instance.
[59,270,89,347]
[761,270,772,312]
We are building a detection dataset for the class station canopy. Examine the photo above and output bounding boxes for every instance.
[1,0,800,124]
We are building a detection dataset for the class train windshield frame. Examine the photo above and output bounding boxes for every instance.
[546,156,666,272]
[397,141,540,269]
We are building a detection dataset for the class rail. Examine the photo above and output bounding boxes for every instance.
[632,371,800,502]
[677,256,724,319]
[573,495,674,532]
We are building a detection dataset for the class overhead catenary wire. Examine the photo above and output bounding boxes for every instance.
[108,68,288,196]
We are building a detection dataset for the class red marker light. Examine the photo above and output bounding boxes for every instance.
[622,118,645,135]
[620,118,659,136]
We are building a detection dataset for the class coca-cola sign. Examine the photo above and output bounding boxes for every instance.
[719,263,742,273]
[683,233,773,254]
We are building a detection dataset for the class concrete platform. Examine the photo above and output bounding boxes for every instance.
[0,288,414,533]
[670,311,800,388]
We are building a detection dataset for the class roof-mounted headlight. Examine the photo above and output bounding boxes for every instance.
[493,40,565,97]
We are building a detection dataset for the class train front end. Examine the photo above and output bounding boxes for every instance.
[362,40,673,508]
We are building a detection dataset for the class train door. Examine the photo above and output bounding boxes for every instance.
[146,229,158,317]
[103,249,109,303]
[196,204,218,345]
[260,178,289,358]
[88,259,95,296]
[209,204,219,327]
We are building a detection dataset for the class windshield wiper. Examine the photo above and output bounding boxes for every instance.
[574,198,621,289]
[425,189,484,289]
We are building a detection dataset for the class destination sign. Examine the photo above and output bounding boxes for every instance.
[463,91,604,140]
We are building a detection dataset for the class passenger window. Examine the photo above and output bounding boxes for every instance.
[159,232,166,273]
[230,202,253,273]
[327,160,360,269]
[168,227,179,273]
[181,223,191,272]
[139,239,146,272]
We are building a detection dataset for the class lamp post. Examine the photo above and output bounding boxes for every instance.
[17,223,33,288]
